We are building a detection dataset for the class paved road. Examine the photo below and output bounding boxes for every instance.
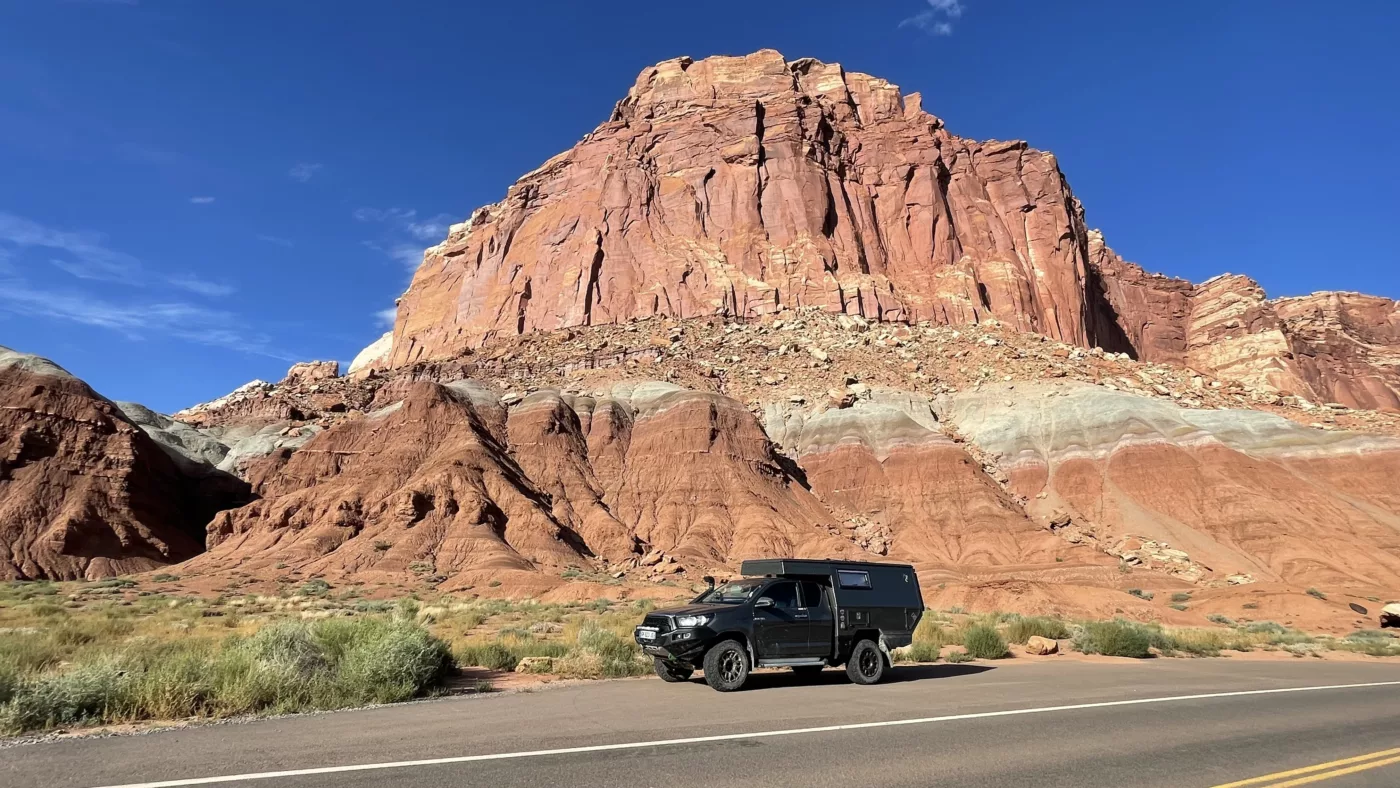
[3,659,1400,788]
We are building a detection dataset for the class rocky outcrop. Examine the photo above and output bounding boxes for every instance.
[1087,234,1400,410]
[388,50,1113,368]
[0,347,248,580]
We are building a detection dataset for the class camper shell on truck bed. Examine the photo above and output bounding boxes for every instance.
[739,558,925,652]
[636,558,924,691]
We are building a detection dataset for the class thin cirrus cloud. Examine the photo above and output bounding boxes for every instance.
[256,234,295,247]
[355,207,456,269]
[189,196,216,204]
[0,211,235,297]
[374,307,398,327]
[0,282,292,359]
[900,0,963,36]
[288,162,323,182]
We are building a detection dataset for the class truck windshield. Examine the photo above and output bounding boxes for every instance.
[698,579,766,604]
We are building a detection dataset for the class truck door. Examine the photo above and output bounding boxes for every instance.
[753,580,804,658]
[799,581,835,657]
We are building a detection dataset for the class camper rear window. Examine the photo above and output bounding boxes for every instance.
[838,570,872,590]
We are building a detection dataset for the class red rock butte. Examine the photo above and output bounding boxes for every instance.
[384,50,1400,412]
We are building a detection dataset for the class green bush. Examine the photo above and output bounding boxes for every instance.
[961,625,1009,659]
[1170,592,1192,603]
[1169,603,1188,611]
[1206,614,1236,626]
[0,616,453,735]
[1075,620,1153,658]
[300,579,332,597]
[1127,589,1154,601]
[1306,588,1327,600]
[1004,616,1070,644]
[944,650,975,664]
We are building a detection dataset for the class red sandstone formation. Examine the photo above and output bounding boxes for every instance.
[381,50,1400,412]
[390,50,1107,368]
[0,347,228,580]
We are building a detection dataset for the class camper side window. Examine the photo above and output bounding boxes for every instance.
[837,570,872,590]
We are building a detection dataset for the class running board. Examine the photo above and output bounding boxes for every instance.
[756,658,828,667]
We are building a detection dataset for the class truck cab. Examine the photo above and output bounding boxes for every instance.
[635,559,924,691]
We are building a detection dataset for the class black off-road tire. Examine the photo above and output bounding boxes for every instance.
[846,639,886,685]
[654,658,693,683]
[703,640,750,692]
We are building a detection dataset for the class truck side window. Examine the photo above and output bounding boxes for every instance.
[764,581,799,610]
[800,581,827,610]
[838,570,872,590]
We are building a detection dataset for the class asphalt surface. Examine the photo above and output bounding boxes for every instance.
[3,659,1400,788]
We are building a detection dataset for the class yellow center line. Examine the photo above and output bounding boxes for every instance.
[1267,753,1400,787]
[1212,747,1400,787]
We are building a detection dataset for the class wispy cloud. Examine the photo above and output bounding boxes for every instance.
[0,210,235,296]
[288,162,322,182]
[375,307,398,327]
[189,196,216,204]
[167,274,237,298]
[900,0,963,35]
[362,240,426,270]
[256,234,294,247]
[355,207,456,269]
[0,282,291,359]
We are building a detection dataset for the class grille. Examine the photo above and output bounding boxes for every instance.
[642,614,672,633]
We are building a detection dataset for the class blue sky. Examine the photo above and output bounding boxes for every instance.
[2,0,1397,413]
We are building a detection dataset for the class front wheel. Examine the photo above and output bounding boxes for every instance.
[654,658,693,683]
[846,639,886,685]
[703,640,750,692]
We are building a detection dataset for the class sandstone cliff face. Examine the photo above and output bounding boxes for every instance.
[390,50,1109,367]
[0,347,244,580]
[385,50,1400,413]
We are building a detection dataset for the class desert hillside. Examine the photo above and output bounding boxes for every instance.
[4,51,1399,630]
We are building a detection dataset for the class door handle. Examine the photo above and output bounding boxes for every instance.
[794,613,809,620]
[754,617,768,622]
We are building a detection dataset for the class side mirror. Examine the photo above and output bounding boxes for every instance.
[755,597,774,609]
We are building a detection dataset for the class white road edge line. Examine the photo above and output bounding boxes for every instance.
[89,680,1400,788]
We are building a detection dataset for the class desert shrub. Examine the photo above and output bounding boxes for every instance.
[944,650,975,664]
[1163,629,1224,657]
[1004,616,1070,644]
[550,624,647,679]
[912,618,963,648]
[1169,603,1188,611]
[1306,588,1327,600]
[896,642,942,663]
[1170,592,1192,603]
[151,574,180,583]
[1075,620,1153,658]
[1241,602,1259,610]
[299,579,332,597]
[961,625,1008,660]
[1127,589,1154,601]
[1346,630,1393,641]
[0,615,452,735]
[1206,614,1236,626]
[1,660,130,733]
[337,622,452,704]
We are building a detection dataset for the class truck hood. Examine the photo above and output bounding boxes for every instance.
[650,603,738,618]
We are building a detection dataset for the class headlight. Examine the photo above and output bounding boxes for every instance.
[676,614,710,628]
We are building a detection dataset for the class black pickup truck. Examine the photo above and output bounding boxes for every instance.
[634,558,925,691]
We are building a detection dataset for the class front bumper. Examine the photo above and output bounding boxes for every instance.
[634,625,712,664]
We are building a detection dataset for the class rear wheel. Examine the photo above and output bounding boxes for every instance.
[846,639,886,685]
[703,640,750,692]
[653,658,693,683]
